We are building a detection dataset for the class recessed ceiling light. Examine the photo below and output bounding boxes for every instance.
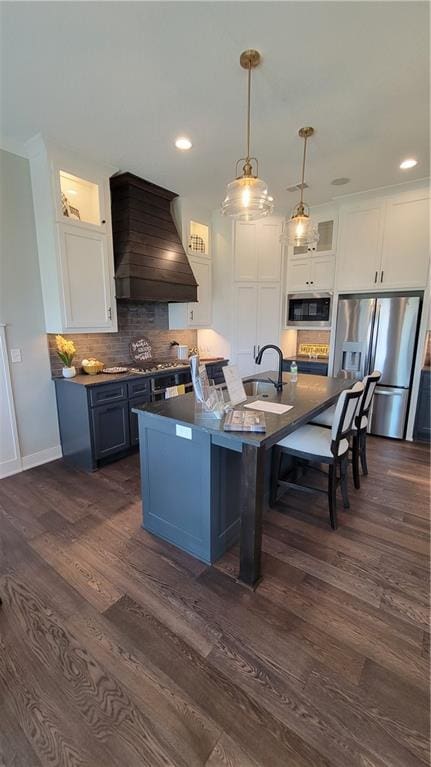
[175,137,192,150]
[400,158,417,170]
[331,177,350,186]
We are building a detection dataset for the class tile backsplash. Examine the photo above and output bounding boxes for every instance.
[297,330,330,356]
[47,302,197,376]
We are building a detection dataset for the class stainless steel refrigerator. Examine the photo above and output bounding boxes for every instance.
[333,293,422,438]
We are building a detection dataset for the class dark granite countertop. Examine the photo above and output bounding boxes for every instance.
[133,371,352,449]
[53,359,229,387]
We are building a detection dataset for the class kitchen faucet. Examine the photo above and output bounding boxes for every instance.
[255,345,284,392]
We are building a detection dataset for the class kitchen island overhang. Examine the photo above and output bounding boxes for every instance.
[133,371,353,587]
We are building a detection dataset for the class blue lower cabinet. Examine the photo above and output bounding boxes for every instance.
[283,359,328,376]
[91,401,130,459]
[414,370,431,443]
[137,414,240,564]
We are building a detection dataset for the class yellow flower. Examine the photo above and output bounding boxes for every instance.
[55,335,76,366]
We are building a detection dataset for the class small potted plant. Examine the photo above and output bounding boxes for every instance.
[55,335,77,378]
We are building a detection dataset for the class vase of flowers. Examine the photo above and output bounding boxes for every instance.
[55,335,77,378]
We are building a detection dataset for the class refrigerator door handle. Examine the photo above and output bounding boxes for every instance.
[374,389,404,396]
[370,304,381,372]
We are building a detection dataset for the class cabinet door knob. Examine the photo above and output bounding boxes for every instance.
[306,281,309,285]
[101,219,106,224]
[310,281,314,284]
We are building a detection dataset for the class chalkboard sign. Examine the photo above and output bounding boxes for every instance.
[129,336,153,363]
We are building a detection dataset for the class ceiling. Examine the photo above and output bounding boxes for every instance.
[1,1,429,213]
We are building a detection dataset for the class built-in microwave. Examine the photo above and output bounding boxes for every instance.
[286,293,332,327]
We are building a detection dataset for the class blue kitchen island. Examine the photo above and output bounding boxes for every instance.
[133,371,352,587]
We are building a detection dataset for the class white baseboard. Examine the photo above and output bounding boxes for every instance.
[21,444,62,471]
[0,456,23,479]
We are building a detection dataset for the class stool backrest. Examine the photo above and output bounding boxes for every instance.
[331,382,364,448]
[356,370,381,426]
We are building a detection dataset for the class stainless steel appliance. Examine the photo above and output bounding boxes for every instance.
[333,293,422,438]
[287,293,332,327]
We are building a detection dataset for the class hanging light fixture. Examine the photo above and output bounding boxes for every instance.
[221,50,274,221]
[281,127,319,248]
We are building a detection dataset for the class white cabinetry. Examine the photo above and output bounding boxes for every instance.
[287,254,335,292]
[234,283,281,377]
[337,189,429,291]
[234,218,283,282]
[169,255,212,329]
[336,201,384,291]
[26,135,117,333]
[232,217,283,375]
[286,206,336,293]
[380,191,430,289]
[292,208,337,257]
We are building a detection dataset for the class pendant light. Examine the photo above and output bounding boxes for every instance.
[221,50,274,221]
[281,127,319,248]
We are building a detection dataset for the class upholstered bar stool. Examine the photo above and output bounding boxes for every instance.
[311,371,381,489]
[271,382,363,530]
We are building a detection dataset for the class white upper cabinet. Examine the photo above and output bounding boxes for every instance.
[380,191,430,289]
[336,188,429,292]
[169,255,212,329]
[26,135,117,334]
[336,201,385,291]
[234,218,283,282]
[292,207,337,258]
[234,222,258,281]
[287,254,335,292]
[58,225,113,329]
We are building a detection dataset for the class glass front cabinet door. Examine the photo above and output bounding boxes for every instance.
[26,135,117,334]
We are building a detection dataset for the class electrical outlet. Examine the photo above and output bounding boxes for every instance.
[10,348,22,363]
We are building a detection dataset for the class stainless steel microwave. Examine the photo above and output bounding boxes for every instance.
[286,293,332,327]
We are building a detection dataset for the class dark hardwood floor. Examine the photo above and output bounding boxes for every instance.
[0,436,429,767]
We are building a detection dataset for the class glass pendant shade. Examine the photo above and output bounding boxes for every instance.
[282,208,319,247]
[280,127,319,248]
[222,175,274,221]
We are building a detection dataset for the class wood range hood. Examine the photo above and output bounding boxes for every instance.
[110,172,198,303]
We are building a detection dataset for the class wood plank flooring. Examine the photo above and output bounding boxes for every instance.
[0,436,429,767]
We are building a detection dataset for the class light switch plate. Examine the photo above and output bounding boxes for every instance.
[176,424,192,440]
[10,348,22,363]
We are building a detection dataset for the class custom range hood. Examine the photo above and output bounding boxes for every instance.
[110,172,197,302]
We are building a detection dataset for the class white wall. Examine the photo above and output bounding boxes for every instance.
[0,149,60,469]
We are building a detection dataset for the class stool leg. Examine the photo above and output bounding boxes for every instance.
[270,446,282,507]
[352,434,360,490]
[340,455,350,509]
[360,431,369,476]
[328,464,338,530]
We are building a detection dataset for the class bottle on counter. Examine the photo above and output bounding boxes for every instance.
[290,360,298,383]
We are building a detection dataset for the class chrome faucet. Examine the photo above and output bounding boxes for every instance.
[255,344,284,392]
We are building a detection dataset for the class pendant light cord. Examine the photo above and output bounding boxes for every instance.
[300,134,308,205]
[246,61,251,161]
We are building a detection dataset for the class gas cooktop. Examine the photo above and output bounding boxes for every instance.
[102,360,191,375]
[128,360,190,374]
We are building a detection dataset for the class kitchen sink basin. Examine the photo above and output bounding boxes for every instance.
[242,380,279,397]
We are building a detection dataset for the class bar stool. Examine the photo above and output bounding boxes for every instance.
[270,382,364,530]
[311,371,381,489]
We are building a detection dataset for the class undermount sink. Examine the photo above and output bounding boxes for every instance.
[242,380,278,397]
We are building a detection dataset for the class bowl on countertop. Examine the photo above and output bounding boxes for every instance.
[82,358,105,375]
